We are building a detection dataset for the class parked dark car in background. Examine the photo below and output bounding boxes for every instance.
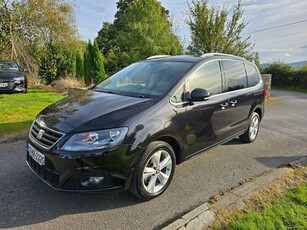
[26,53,265,200]
[0,60,28,93]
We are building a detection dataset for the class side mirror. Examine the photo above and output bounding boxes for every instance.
[23,68,29,73]
[190,88,210,102]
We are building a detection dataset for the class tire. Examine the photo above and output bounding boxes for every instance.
[130,141,176,200]
[239,112,260,143]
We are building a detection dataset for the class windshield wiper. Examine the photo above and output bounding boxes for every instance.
[92,89,119,95]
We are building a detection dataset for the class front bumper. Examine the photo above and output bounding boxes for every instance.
[26,141,139,192]
[0,80,26,92]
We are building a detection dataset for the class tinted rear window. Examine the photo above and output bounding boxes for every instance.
[245,64,260,87]
[223,61,247,92]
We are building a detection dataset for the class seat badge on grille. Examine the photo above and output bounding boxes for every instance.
[37,129,45,140]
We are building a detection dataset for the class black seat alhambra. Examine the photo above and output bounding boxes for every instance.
[27,53,265,200]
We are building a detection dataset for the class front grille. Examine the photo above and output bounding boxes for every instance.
[30,120,64,149]
[27,153,60,186]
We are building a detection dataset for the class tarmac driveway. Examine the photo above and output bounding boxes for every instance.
[0,90,306,229]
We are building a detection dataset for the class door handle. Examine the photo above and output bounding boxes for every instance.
[230,100,237,107]
[220,102,228,110]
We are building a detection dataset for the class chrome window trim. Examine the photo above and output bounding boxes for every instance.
[169,58,262,106]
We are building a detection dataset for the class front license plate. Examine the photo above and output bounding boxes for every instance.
[28,144,45,166]
[0,83,8,87]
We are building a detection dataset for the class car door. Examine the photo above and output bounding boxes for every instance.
[183,61,229,157]
[221,60,254,137]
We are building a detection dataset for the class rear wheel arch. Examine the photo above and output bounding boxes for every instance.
[254,107,262,120]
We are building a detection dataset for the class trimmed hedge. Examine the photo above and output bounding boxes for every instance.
[262,63,307,88]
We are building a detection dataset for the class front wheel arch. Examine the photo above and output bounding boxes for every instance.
[129,141,176,200]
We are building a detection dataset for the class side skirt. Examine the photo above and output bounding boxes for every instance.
[184,130,246,160]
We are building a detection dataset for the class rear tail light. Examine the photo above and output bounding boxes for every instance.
[263,89,267,99]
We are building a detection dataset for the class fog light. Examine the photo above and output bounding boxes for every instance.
[80,176,104,187]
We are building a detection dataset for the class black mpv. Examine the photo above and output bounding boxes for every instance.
[27,53,265,200]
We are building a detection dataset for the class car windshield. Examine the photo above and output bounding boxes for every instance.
[0,61,20,72]
[94,61,194,98]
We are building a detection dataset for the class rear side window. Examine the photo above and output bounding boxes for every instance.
[188,61,222,95]
[245,64,260,87]
[223,61,247,92]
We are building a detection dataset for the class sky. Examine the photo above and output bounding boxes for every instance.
[73,0,307,63]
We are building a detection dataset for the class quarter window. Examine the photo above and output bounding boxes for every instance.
[188,61,222,95]
[223,61,247,92]
[245,64,260,87]
[171,85,185,103]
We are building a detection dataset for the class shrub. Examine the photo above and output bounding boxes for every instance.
[262,62,307,88]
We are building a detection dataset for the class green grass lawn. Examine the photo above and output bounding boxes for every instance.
[272,86,307,94]
[227,183,307,230]
[0,88,64,137]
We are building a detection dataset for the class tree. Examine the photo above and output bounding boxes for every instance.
[0,0,79,77]
[83,41,93,85]
[254,52,261,70]
[0,0,35,70]
[75,51,84,79]
[16,0,78,48]
[92,40,106,84]
[84,40,106,85]
[115,0,182,63]
[38,44,58,84]
[186,0,254,59]
[96,22,115,56]
[38,43,77,84]
[96,0,182,74]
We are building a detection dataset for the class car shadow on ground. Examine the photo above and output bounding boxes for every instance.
[0,163,142,228]
[222,138,244,146]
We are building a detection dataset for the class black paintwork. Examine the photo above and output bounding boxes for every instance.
[26,55,264,192]
[0,61,27,93]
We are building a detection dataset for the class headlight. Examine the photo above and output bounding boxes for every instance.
[61,127,128,152]
[13,77,24,83]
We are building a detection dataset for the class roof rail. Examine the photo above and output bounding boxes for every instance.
[201,53,245,59]
[147,55,171,60]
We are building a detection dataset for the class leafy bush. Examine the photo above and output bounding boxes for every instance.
[262,62,307,88]
[39,44,76,84]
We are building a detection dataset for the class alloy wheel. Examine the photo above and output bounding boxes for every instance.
[249,115,259,140]
[142,150,172,194]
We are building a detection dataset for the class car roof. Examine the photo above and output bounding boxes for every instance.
[145,55,203,63]
[144,54,249,64]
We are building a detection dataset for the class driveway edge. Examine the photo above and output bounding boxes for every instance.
[162,157,307,230]
[0,133,26,145]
